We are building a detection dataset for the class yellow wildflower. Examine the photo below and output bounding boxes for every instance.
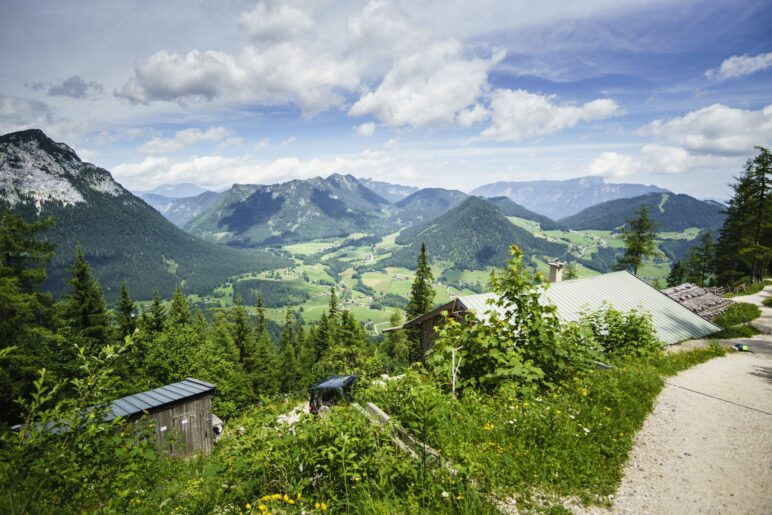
[246,503,252,510]
[315,502,321,509]
[483,422,494,431]
[258,506,267,512]
[321,502,328,511]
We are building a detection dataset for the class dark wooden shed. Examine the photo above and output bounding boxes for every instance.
[106,377,216,456]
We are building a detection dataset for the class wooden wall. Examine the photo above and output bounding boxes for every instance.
[148,395,213,456]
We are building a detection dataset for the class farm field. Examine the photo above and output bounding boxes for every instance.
[176,215,701,331]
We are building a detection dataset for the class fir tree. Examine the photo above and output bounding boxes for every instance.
[406,242,435,361]
[716,147,772,284]
[116,281,136,339]
[563,262,579,280]
[278,308,301,393]
[615,205,659,275]
[684,231,716,286]
[147,289,165,334]
[167,286,191,326]
[63,246,110,351]
[666,260,686,287]
[230,295,257,371]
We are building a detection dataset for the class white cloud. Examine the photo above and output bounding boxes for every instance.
[481,89,621,141]
[349,40,504,128]
[238,1,314,44]
[0,95,91,142]
[645,103,772,155]
[280,136,297,147]
[354,122,376,137]
[588,144,736,178]
[27,75,104,99]
[706,52,772,80]
[139,126,233,154]
[346,0,429,62]
[118,44,360,115]
[456,104,490,127]
[254,138,271,150]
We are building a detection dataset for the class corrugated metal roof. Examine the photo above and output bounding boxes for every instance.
[312,375,357,390]
[457,271,720,345]
[106,378,215,420]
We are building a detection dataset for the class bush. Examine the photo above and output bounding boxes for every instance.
[582,304,663,359]
[708,325,760,339]
[763,296,772,307]
[714,302,761,328]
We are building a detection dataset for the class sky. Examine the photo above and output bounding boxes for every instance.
[1,0,771,199]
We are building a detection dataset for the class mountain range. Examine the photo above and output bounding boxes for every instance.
[0,129,289,299]
[387,196,568,270]
[471,176,669,219]
[184,173,397,246]
[356,178,418,203]
[138,190,223,227]
[560,192,726,233]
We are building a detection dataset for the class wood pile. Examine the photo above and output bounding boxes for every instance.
[661,283,733,320]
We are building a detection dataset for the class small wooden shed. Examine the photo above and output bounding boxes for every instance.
[661,283,733,320]
[106,377,216,455]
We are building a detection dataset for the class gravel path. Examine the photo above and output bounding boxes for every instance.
[580,287,772,515]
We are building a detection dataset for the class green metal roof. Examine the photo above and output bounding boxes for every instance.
[457,271,720,345]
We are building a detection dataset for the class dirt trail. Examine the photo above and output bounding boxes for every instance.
[579,287,772,515]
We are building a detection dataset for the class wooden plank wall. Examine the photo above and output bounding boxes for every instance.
[150,395,213,455]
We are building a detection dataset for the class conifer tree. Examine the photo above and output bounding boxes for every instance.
[666,260,686,287]
[254,293,267,338]
[615,205,659,275]
[716,147,772,284]
[167,286,191,326]
[278,308,301,393]
[147,289,165,334]
[406,243,435,361]
[684,231,716,286]
[63,246,110,351]
[116,281,136,339]
[230,295,256,371]
[563,262,579,280]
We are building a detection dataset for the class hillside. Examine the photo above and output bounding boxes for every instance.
[472,176,669,219]
[0,129,289,299]
[185,173,396,246]
[389,196,567,270]
[559,192,726,232]
[139,190,223,227]
[394,187,468,226]
[486,196,562,230]
[357,178,418,203]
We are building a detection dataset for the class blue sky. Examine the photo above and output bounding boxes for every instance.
[1,0,771,199]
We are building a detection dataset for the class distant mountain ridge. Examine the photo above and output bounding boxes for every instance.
[559,192,726,232]
[185,173,397,246]
[139,190,223,227]
[136,182,209,198]
[357,178,419,203]
[387,196,567,270]
[471,176,669,219]
[0,129,288,299]
[394,188,469,225]
[485,196,561,230]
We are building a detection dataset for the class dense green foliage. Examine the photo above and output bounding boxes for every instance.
[233,278,312,307]
[616,205,659,275]
[713,302,761,328]
[716,147,772,285]
[390,197,567,270]
[560,192,726,232]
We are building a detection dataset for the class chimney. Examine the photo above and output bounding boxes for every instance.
[549,261,564,283]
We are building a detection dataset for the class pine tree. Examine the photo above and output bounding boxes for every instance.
[716,147,772,285]
[278,308,301,393]
[615,205,659,275]
[684,231,716,286]
[666,260,686,287]
[255,293,267,338]
[168,286,191,326]
[147,289,165,334]
[63,246,111,351]
[405,243,435,361]
[230,295,257,371]
[116,281,136,339]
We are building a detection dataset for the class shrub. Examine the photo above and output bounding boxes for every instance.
[582,304,663,359]
[763,296,772,307]
[708,325,760,339]
[714,302,761,328]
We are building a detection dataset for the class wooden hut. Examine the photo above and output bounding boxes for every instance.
[106,377,216,455]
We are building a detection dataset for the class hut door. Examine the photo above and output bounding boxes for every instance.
[173,412,196,453]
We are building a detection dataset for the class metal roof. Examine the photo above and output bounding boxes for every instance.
[311,375,357,390]
[456,271,720,345]
[106,378,215,420]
